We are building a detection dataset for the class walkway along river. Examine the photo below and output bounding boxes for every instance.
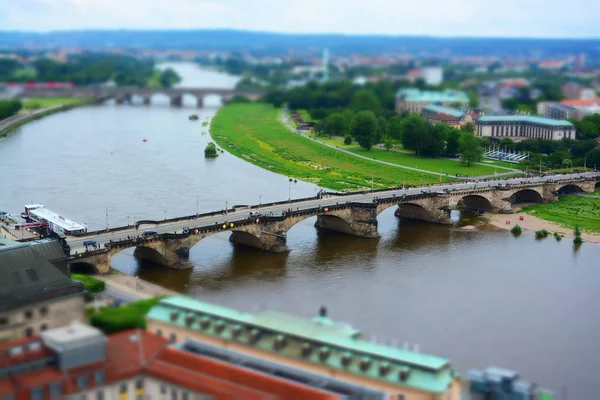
[0,63,599,398]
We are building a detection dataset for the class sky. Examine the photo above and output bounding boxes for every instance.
[1,0,599,38]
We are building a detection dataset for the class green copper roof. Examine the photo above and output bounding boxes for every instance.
[396,88,469,103]
[422,104,465,118]
[478,115,574,127]
[147,296,455,393]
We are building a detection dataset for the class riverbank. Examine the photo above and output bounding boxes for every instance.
[96,270,180,300]
[0,99,94,137]
[210,103,454,190]
[487,202,600,243]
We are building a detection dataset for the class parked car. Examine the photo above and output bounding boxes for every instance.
[142,230,157,237]
[83,240,97,246]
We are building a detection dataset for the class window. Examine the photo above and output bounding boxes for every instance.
[156,328,162,336]
[40,306,48,316]
[40,324,48,331]
[25,268,40,281]
[0,317,7,326]
[135,380,143,389]
[96,391,104,400]
[76,375,89,389]
[24,310,33,319]
[169,333,176,342]
[119,384,127,393]
[49,382,62,396]
[94,370,105,384]
[171,389,178,400]
[30,387,43,400]
[28,341,41,351]
[181,392,189,400]
[80,395,87,400]
[25,327,33,337]
[397,395,405,400]
[160,384,167,394]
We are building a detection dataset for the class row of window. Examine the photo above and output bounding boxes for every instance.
[28,371,106,399]
[0,306,48,327]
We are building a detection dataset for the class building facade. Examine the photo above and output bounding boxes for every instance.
[421,105,482,128]
[475,116,576,141]
[0,239,84,343]
[146,296,462,400]
[0,322,385,399]
[396,88,469,114]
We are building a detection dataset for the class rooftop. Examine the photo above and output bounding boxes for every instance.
[422,104,465,119]
[396,88,469,103]
[477,115,574,127]
[147,296,455,393]
[41,322,105,351]
[25,204,87,232]
[561,98,600,107]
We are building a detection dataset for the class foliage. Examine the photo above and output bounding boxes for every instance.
[586,148,600,169]
[209,103,444,190]
[554,232,562,241]
[159,67,181,88]
[351,89,382,113]
[521,197,600,233]
[467,91,479,108]
[573,225,582,238]
[387,115,403,141]
[383,136,394,150]
[204,142,218,158]
[510,224,522,235]
[460,122,474,134]
[400,114,429,155]
[324,112,346,137]
[71,274,105,293]
[0,100,22,120]
[90,297,163,334]
[445,129,461,157]
[22,97,90,110]
[351,110,378,150]
[535,229,549,239]
[344,135,353,145]
[228,95,252,104]
[459,132,484,166]
[573,236,583,244]
[499,138,516,151]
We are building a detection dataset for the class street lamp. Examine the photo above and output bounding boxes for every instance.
[259,196,262,207]
[288,178,292,202]
[164,210,167,221]
[127,216,130,226]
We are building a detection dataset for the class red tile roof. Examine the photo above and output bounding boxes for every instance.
[561,98,600,107]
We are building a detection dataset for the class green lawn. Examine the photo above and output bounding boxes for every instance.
[297,109,313,122]
[521,196,600,233]
[22,97,91,110]
[311,134,514,177]
[210,103,455,190]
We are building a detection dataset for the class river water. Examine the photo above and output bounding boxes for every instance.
[1,63,598,398]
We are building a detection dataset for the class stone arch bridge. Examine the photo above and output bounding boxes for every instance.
[17,86,265,107]
[67,177,599,274]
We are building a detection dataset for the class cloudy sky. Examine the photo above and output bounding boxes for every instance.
[2,0,599,38]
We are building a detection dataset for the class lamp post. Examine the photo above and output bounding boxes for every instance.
[288,178,292,202]
[225,201,228,216]
[259,196,262,208]
[196,194,199,218]
[127,216,130,227]
[164,210,167,221]
[105,207,109,231]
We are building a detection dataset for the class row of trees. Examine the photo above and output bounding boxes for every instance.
[0,54,181,88]
[0,100,22,120]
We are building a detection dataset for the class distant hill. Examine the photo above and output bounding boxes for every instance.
[1,29,599,59]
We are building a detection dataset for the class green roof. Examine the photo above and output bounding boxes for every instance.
[478,115,574,127]
[396,88,469,103]
[147,296,455,393]
[422,104,465,118]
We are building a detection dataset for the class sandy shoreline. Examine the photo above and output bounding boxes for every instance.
[486,209,600,244]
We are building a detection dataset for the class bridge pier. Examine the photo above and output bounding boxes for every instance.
[143,95,151,105]
[229,229,288,252]
[115,93,132,104]
[67,251,111,274]
[170,95,183,107]
[196,96,204,108]
[315,203,379,237]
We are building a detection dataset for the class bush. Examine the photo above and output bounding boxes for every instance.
[204,142,218,158]
[344,135,352,145]
[0,100,22,120]
[90,297,163,334]
[71,273,105,293]
[574,236,583,244]
[573,225,582,238]
[510,224,522,235]
[535,229,549,239]
[554,232,562,241]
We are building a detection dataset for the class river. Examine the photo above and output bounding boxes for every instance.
[1,62,598,398]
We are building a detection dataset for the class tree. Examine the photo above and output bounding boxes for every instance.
[351,89,382,113]
[376,116,388,144]
[400,115,429,155]
[0,100,22,120]
[499,138,515,151]
[576,120,598,140]
[90,297,163,334]
[420,124,447,158]
[387,115,403,141]
[562,159,573,169]
[445,128,461,157]
[204,142,218,158]
[383,136,394,150]
[325,113,346,137]
[460,122,474,134]
[459,132,484,166]
[467,91,479,108]
[351,111,378,150]
[585,148,600,169]
[159,67,181,88]
[344,135,352,145]
[314,119,327,137]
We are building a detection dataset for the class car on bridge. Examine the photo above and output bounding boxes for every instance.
[83,240,97,247]
[142,230,158,237]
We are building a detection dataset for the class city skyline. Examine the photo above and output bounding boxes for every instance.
[2,0,600,39]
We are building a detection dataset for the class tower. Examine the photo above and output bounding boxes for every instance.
[322,49,329,82]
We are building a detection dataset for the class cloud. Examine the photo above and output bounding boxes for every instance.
[1,0,599,38]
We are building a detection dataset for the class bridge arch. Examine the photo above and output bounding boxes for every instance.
[557,184,583,194]
[596,181,600,190]
[228,230,269,250]
[395,203,433,222]
[511,189,543,204]
[458,195,494,211]
[315,214,356,236]
[69,261,97,274]
[133,245,169,266]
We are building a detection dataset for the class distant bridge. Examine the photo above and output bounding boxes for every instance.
[65,174,600,274]
[16,86,265,107]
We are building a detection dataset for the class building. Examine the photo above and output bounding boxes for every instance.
[0,322,386,399]
[0,238,84,343]
[475,116,575,141]
[421,105,481,128]
[146,296,462,400]
[421,67,443,86]
[561,83,597,100]
[538,99,600,120]
[396,88,470,114]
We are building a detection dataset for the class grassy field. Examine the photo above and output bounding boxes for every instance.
[210,103,454,190]
[22,97,91,110]
[312,134,515,177]
[521,195,600,233]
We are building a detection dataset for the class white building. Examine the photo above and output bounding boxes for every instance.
[421,67,443,86]
[476,115,576,141]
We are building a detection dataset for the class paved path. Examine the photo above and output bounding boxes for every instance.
[67,172,600,254]
[95,274,179,303]
[279,108,518,180]
[0,106,62,134]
